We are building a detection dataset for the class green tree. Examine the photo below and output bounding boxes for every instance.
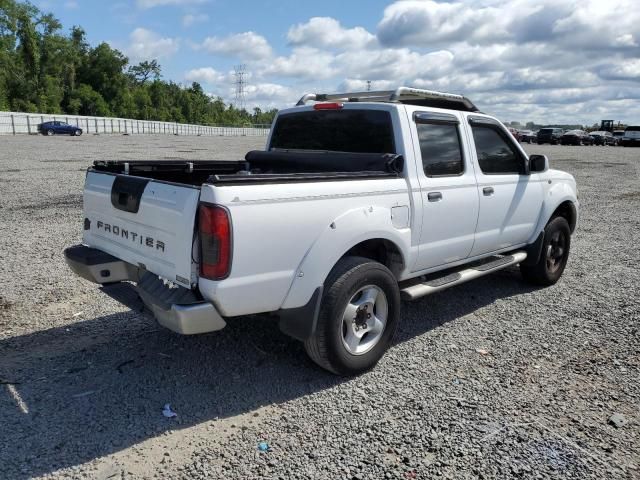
[78,42,127,105]
[128,59,161,85]
[70,83,110,116]
[0,0,278,124]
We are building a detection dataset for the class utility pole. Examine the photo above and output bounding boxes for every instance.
[234,64,247,111]
[366,80,372,92]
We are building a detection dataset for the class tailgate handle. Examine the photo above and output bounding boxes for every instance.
[111,175,150,213]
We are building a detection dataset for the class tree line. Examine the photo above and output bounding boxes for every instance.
[0,0,277,125]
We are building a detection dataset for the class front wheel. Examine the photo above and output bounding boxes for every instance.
[73,130,83,136]
[304,256,400,375]
[520,216,571,286]
[46,129,54,136]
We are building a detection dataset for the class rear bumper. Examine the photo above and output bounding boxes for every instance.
[63,245,226,335]
[64,244,140,283]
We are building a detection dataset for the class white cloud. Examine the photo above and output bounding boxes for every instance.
[613,34,637,47]
[244,83,297,108]
[287,17,376,50]
[199,32,272,60]
[136,0,206,9]
[260,47,337,80]
[184,67,225,84]
[126,28,179,61]
[377,0,513,47]
[376,0,640,51]
[182,13,209,27]
[598,60,640,81]
[180,0,640,124]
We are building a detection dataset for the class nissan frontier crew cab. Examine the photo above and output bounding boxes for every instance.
[64,87,579,375]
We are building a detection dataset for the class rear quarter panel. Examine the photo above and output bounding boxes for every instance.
[198,178,411,316]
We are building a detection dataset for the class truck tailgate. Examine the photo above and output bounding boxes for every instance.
[82,171,200,288]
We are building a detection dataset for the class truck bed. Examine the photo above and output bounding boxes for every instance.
[92,160,247,186]
[91,151,404,187]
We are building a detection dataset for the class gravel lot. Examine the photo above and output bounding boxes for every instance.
[1,135,638,479]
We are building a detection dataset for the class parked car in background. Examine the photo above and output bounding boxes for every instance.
[561,130,593,146]
[589,131,616,146]
[537,128,564,145]
[620,126,640,147]
[613,130,625,145]
[519,130,537,143]
[507,127,521,141]
[37,121,83,136]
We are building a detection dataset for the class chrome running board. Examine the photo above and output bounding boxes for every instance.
[401,251,528,300]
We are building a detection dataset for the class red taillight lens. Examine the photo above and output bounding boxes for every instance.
[313,102,343,110]
[199,204,232,280]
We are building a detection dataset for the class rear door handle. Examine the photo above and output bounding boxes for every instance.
[483,187,494,196]
[427,192,443,202]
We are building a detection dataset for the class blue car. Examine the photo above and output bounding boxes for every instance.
[37,121,83,136]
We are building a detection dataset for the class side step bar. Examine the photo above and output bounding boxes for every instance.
[401,251,527,300]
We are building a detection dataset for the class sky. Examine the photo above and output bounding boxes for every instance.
[42,0,640,125]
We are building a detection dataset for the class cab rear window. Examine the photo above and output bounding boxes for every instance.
[269,109,395,154]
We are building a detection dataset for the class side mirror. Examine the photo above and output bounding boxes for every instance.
[529,154,548,173]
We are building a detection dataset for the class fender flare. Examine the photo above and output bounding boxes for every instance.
[523,189,577,266]
[528,181,578,245]
[282,205,410,310]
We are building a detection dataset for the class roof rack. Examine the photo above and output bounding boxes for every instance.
[295,86,479,112]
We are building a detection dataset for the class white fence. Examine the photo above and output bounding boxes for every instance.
[0,111,271,137]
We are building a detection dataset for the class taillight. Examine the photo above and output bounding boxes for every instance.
[313,102,343,110]
[199,204,232,280]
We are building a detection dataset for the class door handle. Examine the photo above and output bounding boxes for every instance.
[427,192,443,202]
[483,187,494,196]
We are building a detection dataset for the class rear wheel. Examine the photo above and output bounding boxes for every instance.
[304,256,400,375]
[520,216,571,286]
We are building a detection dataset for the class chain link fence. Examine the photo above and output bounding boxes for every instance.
[0,111,271,137]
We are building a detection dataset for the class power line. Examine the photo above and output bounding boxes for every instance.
[233,64,247,111]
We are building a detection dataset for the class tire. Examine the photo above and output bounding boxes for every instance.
[74,130,82,136]
[304,256,400,375]
[520,216,571,286]
[46,129,54,136]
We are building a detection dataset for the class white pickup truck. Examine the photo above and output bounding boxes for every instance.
[65,87,578,375]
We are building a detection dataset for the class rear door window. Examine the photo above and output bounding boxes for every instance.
[270,109,395,154]
[416,123,464,177]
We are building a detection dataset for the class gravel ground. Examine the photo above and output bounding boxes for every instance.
[0,135,638,480]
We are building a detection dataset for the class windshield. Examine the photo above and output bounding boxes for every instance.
[270,109,395,154]
[625,126,640,132]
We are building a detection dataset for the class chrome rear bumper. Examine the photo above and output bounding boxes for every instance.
[64,245,226,335]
